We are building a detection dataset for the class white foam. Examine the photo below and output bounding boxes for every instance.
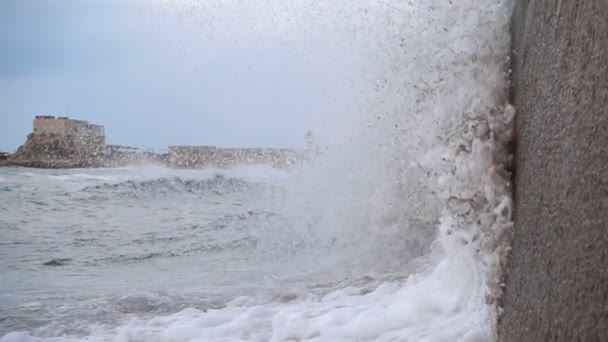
[1,0,515,341]
[0,247,489,342]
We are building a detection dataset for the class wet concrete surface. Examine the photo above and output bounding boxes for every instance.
[499,0,608,340]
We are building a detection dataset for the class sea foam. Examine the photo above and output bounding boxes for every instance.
[0,0,514,341]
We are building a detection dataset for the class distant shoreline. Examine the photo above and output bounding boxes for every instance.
[6,116,313,170]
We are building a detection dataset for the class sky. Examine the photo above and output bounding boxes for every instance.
[0,0,364,151]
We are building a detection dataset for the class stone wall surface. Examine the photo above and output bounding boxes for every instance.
[34,117,69,135]
[499,0,608,340]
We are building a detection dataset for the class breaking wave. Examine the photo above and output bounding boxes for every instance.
[0,0,515,341]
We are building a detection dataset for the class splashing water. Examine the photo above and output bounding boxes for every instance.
[0,0,515,341]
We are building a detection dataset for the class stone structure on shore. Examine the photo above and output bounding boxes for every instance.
[6,116,304,169]
[103,145,169,167]
[9,116,106,168]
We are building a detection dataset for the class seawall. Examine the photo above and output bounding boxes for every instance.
[500,0,608,340]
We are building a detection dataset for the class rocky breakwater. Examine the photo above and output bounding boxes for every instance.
[8,116,106,168]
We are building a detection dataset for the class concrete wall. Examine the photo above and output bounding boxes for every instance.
[499,0,608,340]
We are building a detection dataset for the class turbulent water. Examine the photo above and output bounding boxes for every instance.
[0,166,436,341]
[1,0,515,341]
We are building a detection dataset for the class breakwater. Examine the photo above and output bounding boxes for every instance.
[6,116,305,169]
[500,0,608,340]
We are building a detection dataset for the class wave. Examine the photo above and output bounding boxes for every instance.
[0,0,514,341]
[79,175,268,197]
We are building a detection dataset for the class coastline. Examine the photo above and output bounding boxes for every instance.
[4,116,309,170]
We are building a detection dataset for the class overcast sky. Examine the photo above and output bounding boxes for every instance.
[0,0,364,151]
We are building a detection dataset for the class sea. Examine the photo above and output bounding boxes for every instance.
[0,0,515,341]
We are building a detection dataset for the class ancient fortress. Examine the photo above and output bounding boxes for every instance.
[9,116,106,168]
[7,116,303,169]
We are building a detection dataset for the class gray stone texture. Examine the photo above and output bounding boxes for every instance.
[499,0,608,340]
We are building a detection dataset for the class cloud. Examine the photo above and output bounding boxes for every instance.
[0,0,364,151]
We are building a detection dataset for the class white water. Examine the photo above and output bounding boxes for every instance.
[1,0,515,341]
